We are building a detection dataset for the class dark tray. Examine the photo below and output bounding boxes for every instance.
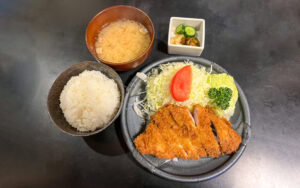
[121,56,251,182]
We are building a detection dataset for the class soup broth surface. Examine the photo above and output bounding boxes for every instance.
[95,19,151,63]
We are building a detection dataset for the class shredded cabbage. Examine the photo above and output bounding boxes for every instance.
[143,61,239,119]
[136,72,147,82]
[133,97,145,118]
[145,62,210,113]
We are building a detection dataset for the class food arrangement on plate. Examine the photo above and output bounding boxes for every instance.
[142,62,238,118]
[47,5,250,182]
[121,57,250,182]
[133,61,241,160]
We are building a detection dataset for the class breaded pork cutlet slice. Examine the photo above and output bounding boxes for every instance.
[135,104,198,160]
[193,104,221,158]
[151,106,189,159]
[134,104,207,160]
[134,120,172,159]
[209,114,242,154]
[166,105,207,160]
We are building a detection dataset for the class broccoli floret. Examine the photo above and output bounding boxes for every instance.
[209,87,232,110]
[208,88,218,99]
[220,101,230,110]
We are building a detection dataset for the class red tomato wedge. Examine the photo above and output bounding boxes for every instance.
[170,65,192,102]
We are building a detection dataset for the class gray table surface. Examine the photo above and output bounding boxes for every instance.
[1,0,299,187]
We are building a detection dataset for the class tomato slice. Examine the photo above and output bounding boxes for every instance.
[170,65,192,102]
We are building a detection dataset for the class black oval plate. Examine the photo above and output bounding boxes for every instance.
[121,56,251,182]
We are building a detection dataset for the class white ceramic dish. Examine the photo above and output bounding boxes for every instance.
[168,17,205,56]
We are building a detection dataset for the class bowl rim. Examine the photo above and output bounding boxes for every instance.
[47,61,125,136]
[85,5,155,66]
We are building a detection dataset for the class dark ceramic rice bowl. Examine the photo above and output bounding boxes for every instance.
[48,61,125,136]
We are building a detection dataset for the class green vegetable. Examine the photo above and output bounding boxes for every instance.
[208,88,218,99]
[208,87,232,110]
[184,26,196,37]
[207,73,238,119]
[175,24,185,34]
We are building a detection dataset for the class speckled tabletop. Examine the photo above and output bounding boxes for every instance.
[0,0,299,187]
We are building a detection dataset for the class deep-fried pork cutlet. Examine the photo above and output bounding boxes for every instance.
[209,115,242,154]
[193,105,221,157]
[134,104,241,160]
[166,105,206,159]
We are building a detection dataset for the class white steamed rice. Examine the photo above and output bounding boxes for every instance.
[60,70,120,132]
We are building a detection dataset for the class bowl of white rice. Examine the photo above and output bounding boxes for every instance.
[47,61,124,136]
